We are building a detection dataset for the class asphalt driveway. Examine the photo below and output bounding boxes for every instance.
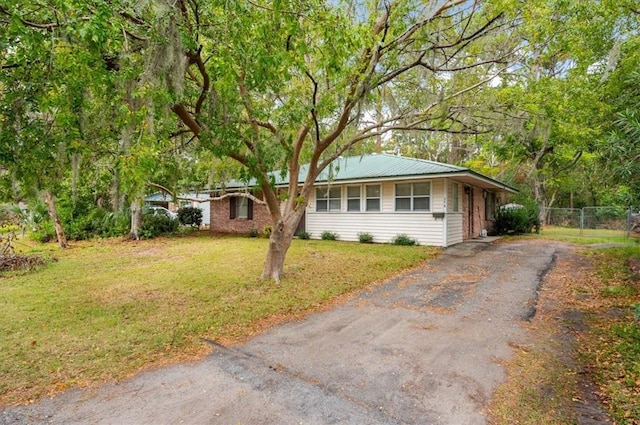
[1,239,558,425]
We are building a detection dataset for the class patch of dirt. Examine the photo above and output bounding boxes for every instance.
[628,258,640,275]
[489,243,613,424]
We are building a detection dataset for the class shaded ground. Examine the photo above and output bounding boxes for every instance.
[1,239,607,424]
[489,240,613,424]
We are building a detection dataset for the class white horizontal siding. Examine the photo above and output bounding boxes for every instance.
[306,177,452,246]
[446,213,464,246]
[306,212,446,246]
[431,179,444,212]
[382,182,394,211]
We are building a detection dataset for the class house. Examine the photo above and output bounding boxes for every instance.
[210,154,517,246]
[145,192,211,228]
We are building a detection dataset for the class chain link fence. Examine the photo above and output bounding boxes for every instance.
[543,206,640,239]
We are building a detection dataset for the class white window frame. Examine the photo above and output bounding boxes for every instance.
[346,185,361,212]
[365,184,381,212]
[237,197,249,219]
[452,182,459,212]
[316,186,342,212]
[395,182,431,212]
[485,191,496,220]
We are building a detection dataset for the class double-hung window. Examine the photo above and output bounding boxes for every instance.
[229,196,253,219]
[347,186,361,212]
[395,182,431,211]
[485,191,495,220]
[452,183,459,212]
[316,186,341,212]
[365,185,381,212]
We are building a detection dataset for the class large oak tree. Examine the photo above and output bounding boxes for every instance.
[165,0,516,280]
[2,0,517,279]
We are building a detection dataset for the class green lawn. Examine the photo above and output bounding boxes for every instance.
[0,233,438,405]
[540,225,634,242]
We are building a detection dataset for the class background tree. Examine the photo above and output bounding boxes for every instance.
[484,0,636,219]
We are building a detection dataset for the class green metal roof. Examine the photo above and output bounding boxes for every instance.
[310,154,467,182]
[225,153,517,192]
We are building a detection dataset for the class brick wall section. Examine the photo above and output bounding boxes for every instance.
[462,186,505,239]
[210,194,273,235]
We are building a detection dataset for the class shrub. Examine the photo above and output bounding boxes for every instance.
[248,227,259,238]
[139,212,179,239]
[392,233,417,246]
[358,232,374,243]
[177,207,203,227]
[262,225,273,238]
[494,201,540,235]
[297,231,311,240]
[30,221,56,243]
[321,230,338,241]
[63,208,130,240]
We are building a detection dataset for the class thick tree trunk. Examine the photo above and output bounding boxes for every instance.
[261,204,307,282]
[533,177,547,224]
[43,190,68,249]
[129,196,143,240]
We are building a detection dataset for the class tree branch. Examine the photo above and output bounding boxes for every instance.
[147,182,266,205]
[305,71,321,143]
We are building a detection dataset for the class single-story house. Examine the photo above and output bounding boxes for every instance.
[210,153,517,246]
[145,192,211,228]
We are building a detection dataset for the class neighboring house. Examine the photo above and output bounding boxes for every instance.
[145,192,211,228]
[210,153,517,247]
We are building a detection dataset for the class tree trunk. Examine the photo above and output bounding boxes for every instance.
[129,196,143,240]
[532,177,547,224]
[261,210,303,282]
[43,190,69,248]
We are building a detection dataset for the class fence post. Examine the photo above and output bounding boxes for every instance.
[627,207,632,239]
[580,208,584,237]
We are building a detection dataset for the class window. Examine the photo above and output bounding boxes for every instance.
[365,185,381,212]
[485,191,495,220]
[229,196,253,219]
[452,183,459,212]
[316,186,341,212]
[395,182,431,211]
[347,186,361,212]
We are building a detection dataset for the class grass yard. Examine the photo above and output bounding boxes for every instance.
[0,233,438,405]
[540,225,635,242]
[582,246,640,424]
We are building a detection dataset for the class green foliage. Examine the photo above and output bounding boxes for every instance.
[30,222,56,244]
[358,232,374,243]
[139,212,179,239]
[494,202,541,235]
[248,227,259,238]
[321,231,338,241]
[63,208,130,240]
[297,231,311,240]
[177,207,203,227]
[262,225,273,238]
[391,234,417,246]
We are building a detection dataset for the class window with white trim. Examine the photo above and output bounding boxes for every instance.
[395,182,431,211]
[365,184,381,212]
[347,186,361,212]
[452,183,459,212]
[316,186,341,212]
[485,191,496,220]
[229,196,253,220]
